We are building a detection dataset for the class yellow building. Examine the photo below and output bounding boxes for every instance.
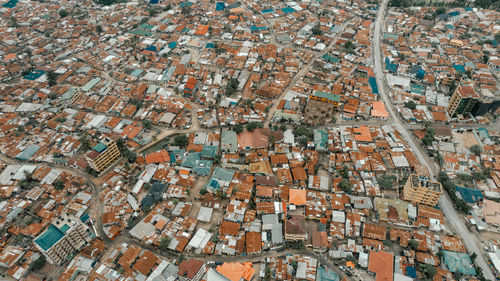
[85,139,120,172]
[309,91,341,108]
[403,174,442,206]
[447,85,479,118]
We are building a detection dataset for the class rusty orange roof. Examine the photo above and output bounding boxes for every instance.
[371,102,388,119]
[145,149,170,164]
[353,126,373,142]
[216,262,255,281]
[289,188,306,205]
[368,250,394,281]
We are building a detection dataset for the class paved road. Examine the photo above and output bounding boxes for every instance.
[372,1,495,279]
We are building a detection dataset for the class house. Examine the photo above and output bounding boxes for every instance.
[178,259,206,281]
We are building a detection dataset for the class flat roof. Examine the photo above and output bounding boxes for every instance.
[34,225,65,251]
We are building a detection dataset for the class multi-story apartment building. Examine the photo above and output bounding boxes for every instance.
[403,174,442,207]
[34,214,92,265]
[447,85,479,118]
[85,138,120,172]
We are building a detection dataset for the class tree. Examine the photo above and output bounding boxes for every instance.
[200,188,207,195]
[173,134,188,147]
[142,119,153,130]
[298,136,308,147]
[47,70,58,86]
[96,25,103,33]
[404,100,416,110]
[58,9,69,18]
[482,55,489,64]
[30,256,46,271]
[181,5,192,14]
[422,126,435,146]
[378,174,396,189]
[48,92,58,99]
[469,144,481,156]
[246,122,263,132]
[338,179,353,193]
[340,165,349,179]
[311,25,323,35]
[233,124,244,133]
[160,237,171,251]
[280,124,287,131]
[293,125,313,138]
[408,239,419,250]
[226,78,239,96]
[418,264,436,279]
[53,180,65,190]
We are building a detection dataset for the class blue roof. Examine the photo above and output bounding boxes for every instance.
[251,25,267,32]
[261,8,274,13]
[130,69,144,77]
[23,70,46,81]
[453,65,465,73]
[168,41,178,49]
[2,0,18,8]
[206,43,216,48]
[145,45,158,52]
[465,7,473,11]
[456,186,483,203]
[416,69,426,79]
[281,6,295,14]
[149,0,158,4]
[35,225,65,251]
[179,2,192,7]
[406,266,417,278]
[448,11,460,16]
[80,213,90,223]
[94,143,107,153]
[215,2,225,11]
[385,58,398,73]
[369,77,379,94]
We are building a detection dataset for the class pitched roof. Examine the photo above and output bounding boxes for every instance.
[289,188,306,205]
[368,251,394,281]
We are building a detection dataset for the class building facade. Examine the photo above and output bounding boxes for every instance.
[447,85,479,118]
[34,214,92,265]
[403,174,442,206]
[85,138,121,172]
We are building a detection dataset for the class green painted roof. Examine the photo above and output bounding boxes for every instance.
[34,225,64,251]
[94,143,107,153]
[313,91,340,102]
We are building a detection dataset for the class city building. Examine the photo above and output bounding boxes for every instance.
[403,174,442,206]
[85,138,121,172]
[178,259,206,281]
[34,214,93,265]
[309,91,341,107]
[447,85,479,118]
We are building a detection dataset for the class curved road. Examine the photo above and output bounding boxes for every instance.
[372,1,494,279]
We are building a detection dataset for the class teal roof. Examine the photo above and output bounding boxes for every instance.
[182,153,201,168]
[201,145,218,158]
[81,78,101,92]
[193,160,213,176]
[61,87,78,100]
[211,167,235,182]
[34,225,65,251]
[314,130,328,151]
[16,145,40,161]
[313,91,340,102]
[442,251,476,275]
[94,143,107,153]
